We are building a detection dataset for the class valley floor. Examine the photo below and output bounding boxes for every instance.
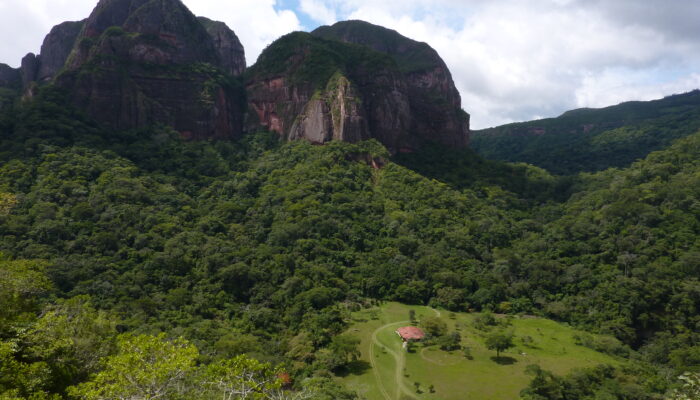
[338,303,620,400]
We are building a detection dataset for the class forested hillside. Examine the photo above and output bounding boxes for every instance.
[1,85,699,399]
[471,90,700,175]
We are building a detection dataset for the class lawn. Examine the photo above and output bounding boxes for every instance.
[337,302,622,400]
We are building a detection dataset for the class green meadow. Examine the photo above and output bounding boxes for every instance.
[338,302,622,400]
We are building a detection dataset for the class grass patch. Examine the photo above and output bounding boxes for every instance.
[337,302,622,400]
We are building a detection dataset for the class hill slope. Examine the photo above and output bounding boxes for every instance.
[471,90,700,174]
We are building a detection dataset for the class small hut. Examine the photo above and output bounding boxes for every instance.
[396,326,426,342]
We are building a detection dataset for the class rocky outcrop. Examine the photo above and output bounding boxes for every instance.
[288,73,371,143]
[14,21,85,91]
[36,20,85,83]
[9,4,469,150]
[20,53,40,89]
[0,64,20,89]
[52,0,245,139]
[246,73,375,145]
[246,32,414,152]
[198,17,246,77]
[66,0,219,68]
[312,20,470,148]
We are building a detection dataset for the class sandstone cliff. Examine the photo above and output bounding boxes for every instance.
[30,0,246,140]
[4,2,471,151]
[36,20,86,83]
[246,32,414,153]
[312,20,470,148]
[198,17,246,77]
[247,23,470,153]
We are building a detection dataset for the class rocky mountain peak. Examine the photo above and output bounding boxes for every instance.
[312,20,470,149]
[37,20,86,83]
[2,3,469,152]
[67,0,219,69]
[198,17,246,77]
[49,0,246,139]
[245,22,470,153]
[246,32,416,152]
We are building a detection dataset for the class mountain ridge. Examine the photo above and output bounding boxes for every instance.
[472,89,700,174]
[0,1,470,154]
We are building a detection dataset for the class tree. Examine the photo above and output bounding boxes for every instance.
[421,317,447,337]
[21,296,118,392]
[485,331,514,359]
[462,346,473,360]
[68,333,198,400]
[473,312,497,331]
[0,192,17,215]
[438,332,461,351]
[520,364,564,400]
[0,257,52,337]
[202,355,283,400]
[669,372,700,400]
[329,335,361,364]
[406,341,416,353]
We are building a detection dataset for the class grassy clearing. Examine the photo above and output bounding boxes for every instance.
[337,302,622,400]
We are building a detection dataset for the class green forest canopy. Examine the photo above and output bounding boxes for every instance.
[0,87,698,398]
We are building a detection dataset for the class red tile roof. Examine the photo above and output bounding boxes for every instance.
[396,326,425,340]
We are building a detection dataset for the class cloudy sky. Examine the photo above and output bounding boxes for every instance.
[1,0,699,129]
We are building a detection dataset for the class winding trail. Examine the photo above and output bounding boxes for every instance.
[367,307,442,400]
[369,320,410,400]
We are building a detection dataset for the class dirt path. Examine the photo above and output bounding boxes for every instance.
[369,321,398,400]
[369,320,416,400]
[368,308,442,400]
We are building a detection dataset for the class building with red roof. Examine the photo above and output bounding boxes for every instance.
[396,326,426,342]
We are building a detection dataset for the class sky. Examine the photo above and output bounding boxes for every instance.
[1,0,699,129]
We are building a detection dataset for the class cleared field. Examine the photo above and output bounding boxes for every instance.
[338,302,621,400]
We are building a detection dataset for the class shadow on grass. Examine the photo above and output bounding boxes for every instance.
[335,360,371,377]
[490,356,517,365]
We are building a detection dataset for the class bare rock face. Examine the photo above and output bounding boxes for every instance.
[198,17,246,77]
[247,73,374,145]
[246,32,413,153]
[20,53,40,89]
[54,0,245,139]
[288,73,371,143]
[312,20,470,148]
[36,20,86,83]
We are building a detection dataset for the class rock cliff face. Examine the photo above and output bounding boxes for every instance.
[50,0,246,139]
[247,23,469,153]
[36,20,86,83]
[6,2,470,150]
[198,17,246,77]
[246,32,414,152]
[18,21,85,91]
[312,20,470,148]
[20,54,40,90]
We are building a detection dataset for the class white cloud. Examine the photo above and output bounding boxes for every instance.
[330,0,700,128]
[0,0,95,67]
[299,0,337,25]
[0,0,300,68]
[182,0,301,66]
[576,71,700,109]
